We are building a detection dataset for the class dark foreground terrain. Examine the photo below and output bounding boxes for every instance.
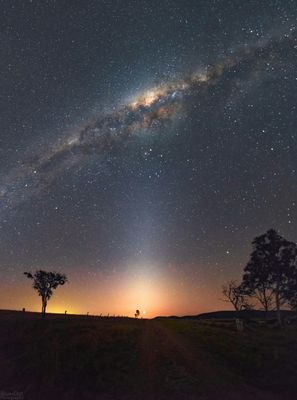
[0,310,297,400]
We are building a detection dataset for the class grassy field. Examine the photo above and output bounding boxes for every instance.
[0,310,297,399]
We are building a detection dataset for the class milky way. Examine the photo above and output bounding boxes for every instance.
[1,28,296,215]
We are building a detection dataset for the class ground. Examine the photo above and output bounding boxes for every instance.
[0,310,296,399]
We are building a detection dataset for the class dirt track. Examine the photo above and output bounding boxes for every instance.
[137,320,291,400]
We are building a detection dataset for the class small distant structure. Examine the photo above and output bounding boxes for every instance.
[22,308,26,312]
[236,318,244,332]
[65,310,67,315]
[135,309,140,319]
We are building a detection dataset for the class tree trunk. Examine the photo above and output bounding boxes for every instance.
[263,289,269,312]
[275,282,282,325]
[41,297,47,317]
[263,290,269,320]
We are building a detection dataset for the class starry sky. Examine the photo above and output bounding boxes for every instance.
[1,0,297,317]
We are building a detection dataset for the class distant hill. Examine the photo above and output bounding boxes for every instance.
[156,310,296,320]
[1,308,296,321]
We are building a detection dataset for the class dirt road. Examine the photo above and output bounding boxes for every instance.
[137,320,288,400]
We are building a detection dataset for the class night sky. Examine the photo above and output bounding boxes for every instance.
[1,1,297,317]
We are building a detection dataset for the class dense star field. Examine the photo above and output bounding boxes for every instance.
[1,1,297,317]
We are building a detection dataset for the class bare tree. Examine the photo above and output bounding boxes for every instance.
[222,280,251,312]
[24,270,68,317]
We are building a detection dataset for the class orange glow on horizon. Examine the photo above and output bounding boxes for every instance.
[0,263,239,318]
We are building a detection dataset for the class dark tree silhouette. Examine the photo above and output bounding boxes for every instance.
[222,280,251,312]
[134,309,140,318]
[24,270,68,317]
[289,292,297,311]
[242,258,275,312]
[242,229,297,324]
[287,269,297,311]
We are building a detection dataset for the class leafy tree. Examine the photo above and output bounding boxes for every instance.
[287,269,297,311]
[242,229,297,324]
[289,293,297,311]
[24,270,68,316]
[134,309,140,318]
[222,280,251,312]
[242,258,275,312]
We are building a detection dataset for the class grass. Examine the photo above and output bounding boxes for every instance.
[0,310,297,399]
